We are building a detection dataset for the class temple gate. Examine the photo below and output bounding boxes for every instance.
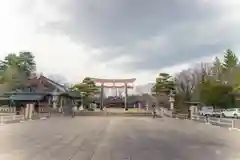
[91,78,136,111]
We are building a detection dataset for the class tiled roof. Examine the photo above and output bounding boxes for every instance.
[25,75,68,92]
[9,95,45,101]
[40,76,67,92]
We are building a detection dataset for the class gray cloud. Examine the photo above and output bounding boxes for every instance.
[28,0,240,72]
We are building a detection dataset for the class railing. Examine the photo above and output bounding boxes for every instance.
[191,114,235,129]
[191,114,206,123]
[0,112,51,125]
[175,114,189,119]
[0,115,24,124]
[0,106,16,113]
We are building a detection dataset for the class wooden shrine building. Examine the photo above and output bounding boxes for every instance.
[4,74,80,115]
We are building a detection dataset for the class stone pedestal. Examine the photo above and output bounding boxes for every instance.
[170,102,174,110]
[53,101,57,109]
[169,95,175,110]
[160,107,164,117]
[24,104,34,119]
[28,104,34,119]
[80,106,84,111]
[73,106,77,112]
[138,102,141,110]
[24,104,29,119]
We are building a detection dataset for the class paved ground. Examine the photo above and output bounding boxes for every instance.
[233,119,240,128]
[1,117,240,160]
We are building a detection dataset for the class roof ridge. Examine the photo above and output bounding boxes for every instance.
[40,75,67,91]
[41,75,65,87]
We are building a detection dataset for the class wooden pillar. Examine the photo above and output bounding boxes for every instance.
[60,96,63,107]
[53,101,57,109]
[48,96,51,105]
[52,95,58,109]
[60,96,63,112]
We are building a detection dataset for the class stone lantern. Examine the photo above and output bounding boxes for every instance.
[169,90,175,110]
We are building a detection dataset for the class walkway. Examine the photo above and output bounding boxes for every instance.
[0,117,240,160]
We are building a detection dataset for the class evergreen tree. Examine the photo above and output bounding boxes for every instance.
[153,73,174,94]
[222,49,238,71]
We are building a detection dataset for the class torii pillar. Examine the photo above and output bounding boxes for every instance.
[100,83,104,110]
[124,83,128,111]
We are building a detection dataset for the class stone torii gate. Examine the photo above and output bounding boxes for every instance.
[91,78,136,111]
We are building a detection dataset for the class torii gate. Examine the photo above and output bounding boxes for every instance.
[91,78,136,111]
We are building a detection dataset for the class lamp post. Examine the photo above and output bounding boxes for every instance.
[169,90,175,110]
[80,92,84,111]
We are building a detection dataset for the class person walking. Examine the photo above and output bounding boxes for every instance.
[152,103,157,118]
[72,106,76,118]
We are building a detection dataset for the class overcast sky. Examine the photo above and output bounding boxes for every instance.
[0,0,240,85]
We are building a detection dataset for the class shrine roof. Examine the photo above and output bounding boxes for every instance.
[4,90,62,96]
[40,75,68,92]
[25,75,68,92]
[9,94,45,101]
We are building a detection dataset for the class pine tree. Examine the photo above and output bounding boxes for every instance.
[153,73,174,94]
[222,49,238,71]
[221,49,238,85]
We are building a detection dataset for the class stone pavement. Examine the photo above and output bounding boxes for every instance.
[0,117,240,160]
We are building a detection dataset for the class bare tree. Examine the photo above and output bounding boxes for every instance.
[175,69,195,100]
[211,57,223,81]
[175,62,212,101]
[47,74,68,85]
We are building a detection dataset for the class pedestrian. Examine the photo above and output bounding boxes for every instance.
[152,103,157,118]
[72,106,75,118]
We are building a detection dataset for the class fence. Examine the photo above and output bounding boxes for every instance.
[0,112,51,125]
[191,114,235,129]
[0,106,16,113]
[0,115,24,124]
[175,114,189,119]
[191,114,206,123]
